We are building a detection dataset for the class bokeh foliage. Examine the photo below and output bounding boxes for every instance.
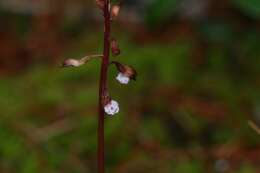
[0,0,260,172]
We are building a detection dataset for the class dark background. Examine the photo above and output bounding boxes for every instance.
[0,0,260,172]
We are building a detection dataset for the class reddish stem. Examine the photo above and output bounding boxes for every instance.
[98,0,110,173]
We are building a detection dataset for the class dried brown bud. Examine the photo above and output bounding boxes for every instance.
[111,5,120,19]
[111,39,121,56]
[111,61,137,80]
[95,0,104,10]
[61,54,103,68]
[62,59,81,67]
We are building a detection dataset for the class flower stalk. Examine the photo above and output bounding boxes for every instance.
[62,0,137,172]
[98,0,111,172]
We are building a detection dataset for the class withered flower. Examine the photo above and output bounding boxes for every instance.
[62,54,102,68]
[62,59,82,67]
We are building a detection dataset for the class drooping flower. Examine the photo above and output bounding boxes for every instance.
[111,61,137,84]
[104,100,119,116]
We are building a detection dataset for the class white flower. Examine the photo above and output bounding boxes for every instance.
[116,73,130,84]
[104,100,119,116]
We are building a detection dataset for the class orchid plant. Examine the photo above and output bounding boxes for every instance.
[62,0,137,172]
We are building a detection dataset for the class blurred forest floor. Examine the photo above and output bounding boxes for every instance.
[0,0,260,173]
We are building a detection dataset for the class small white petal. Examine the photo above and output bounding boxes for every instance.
[104,100,119,116]
[116,73,130,84]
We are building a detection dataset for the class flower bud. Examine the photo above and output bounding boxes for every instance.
[111,5,120,19]
[111,61,137,82]
[111,39,121,56]
[95,0,104,10]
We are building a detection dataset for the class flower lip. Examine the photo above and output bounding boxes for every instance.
[116,72,130,84]
[104,100,119,116]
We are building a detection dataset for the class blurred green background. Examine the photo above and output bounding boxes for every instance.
[0,0,260,172]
